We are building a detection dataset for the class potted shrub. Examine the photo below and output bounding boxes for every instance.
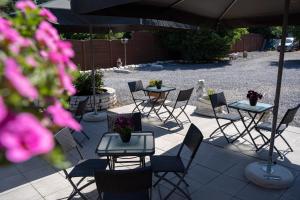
[247,90,263,106]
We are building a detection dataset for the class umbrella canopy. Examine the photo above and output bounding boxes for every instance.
[70,0,300,27]
[40,0,196,33]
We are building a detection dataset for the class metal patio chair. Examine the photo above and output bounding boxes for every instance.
[209,92,242,143]
[163,88,194,127]
[107,112,144,168]
[95,167,152,200]
[128,80,151,113]
[255,104,300,158]
[71,97,90,147]
[150,123,203,200]
[55,128,107,200]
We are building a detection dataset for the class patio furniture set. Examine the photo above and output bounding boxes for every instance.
[56,111,204,200]
[59,81,299,200]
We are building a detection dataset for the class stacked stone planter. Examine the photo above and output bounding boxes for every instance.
[70,87,117,111]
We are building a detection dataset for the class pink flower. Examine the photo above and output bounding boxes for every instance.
[4,58,38,100]
[0,113,54,163]
[58,64,76,95]
[16,0,37,12]
[47,100,81,131]
[67,61,77,70]
[40,8,57,23]
[26,56,38,67]
[0,97,7,123]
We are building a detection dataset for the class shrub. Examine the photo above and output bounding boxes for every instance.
[157,27,248,61]
[74,71,104,96]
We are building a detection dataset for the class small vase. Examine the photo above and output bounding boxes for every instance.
[249,97,258,106]
[156,85,162,89]
[119,131,131,143]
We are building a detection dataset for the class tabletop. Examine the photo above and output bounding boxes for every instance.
[228,100,273,113]
[96,132,155,156]
[144,86,176,93]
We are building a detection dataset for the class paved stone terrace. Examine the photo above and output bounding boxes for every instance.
[0,104,299,200]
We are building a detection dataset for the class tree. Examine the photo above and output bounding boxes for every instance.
[248,26,282,39]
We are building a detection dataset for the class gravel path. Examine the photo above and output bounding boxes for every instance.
[104,51,300,127]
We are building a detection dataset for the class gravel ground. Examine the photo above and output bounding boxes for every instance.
[104,51,300,127]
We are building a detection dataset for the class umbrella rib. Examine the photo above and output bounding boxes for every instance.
[216,0,238,24]
[167,0,185,8]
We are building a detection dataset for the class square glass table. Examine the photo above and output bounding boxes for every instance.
[228,100,273,148]
[96,132,155,169]
[143,86,176,121]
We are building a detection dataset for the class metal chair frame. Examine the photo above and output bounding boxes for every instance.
[128,80,151,113]
[95,167,152,200]
[107,112,144,168]
[71,97,90,147]
[209,92,242,143]
[55,128,107,200]
[152,124,203,200]
[163,88,194,127]
[255,104,300,158]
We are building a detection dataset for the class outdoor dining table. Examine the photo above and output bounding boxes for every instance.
[228,100,273,149]
[96,131,155,169]
[143,86,176,121]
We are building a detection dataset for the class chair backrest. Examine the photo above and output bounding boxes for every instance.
[107,112,142,132]
[177,124,203,168]
[95,167,152,198]
[279,104,300,127]
[55,128,83,160]
[176,88,194,102]
[209,92,228,109]
[74,97,89,116]
[128,80,144,93]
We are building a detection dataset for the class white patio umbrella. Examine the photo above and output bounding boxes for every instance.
[70,0,299,188]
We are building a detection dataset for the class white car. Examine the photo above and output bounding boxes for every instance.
[277,37,299,52]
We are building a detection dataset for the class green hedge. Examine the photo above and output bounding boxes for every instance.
[157,28,248,61]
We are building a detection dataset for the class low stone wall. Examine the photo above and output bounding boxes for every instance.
[70,87,117,111]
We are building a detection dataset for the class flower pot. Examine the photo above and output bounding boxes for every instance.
[249,97,258,106]
[119,131,131,143]
[156,85,162,89]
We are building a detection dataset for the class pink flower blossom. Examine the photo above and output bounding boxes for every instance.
[0,113,54,163]
[4,58,38,100]
[47,100,81,131]
[26,56,38,67]
[16,0,37,12]
[40,8,57,23]
[58,64,76,95]
[0,97,7,123]
[67,61,77,70]
[35,21,60,47]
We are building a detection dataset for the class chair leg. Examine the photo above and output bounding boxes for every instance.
[175,172,189,187]
[161,175,191,200]
[153,172,168,187]
[278,134,293,152]
[81,130,90,140]
[74,137,83,148]
[210,122,231,137]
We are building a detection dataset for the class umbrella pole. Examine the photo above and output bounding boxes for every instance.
[244,0,294,189]
[267,0,290,169]
[89,25,97,114]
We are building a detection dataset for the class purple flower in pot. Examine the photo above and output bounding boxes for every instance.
[247,90,263,106]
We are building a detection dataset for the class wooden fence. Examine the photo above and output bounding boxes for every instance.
[70,32,264,70]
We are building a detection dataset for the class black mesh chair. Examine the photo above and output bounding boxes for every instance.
[209,92,242,143]
[107,112,144,168]
[128,80,150,113]
[164,88,194,127]
[71,97,90,147]
[55,128,107,200]
[150,124,203,200]
[255,104,300,158]
[95,167,152,200]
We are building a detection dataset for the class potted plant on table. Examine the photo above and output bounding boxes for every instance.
[147,80,165,99]
[247,90,263,106]
[114,116,134,143]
